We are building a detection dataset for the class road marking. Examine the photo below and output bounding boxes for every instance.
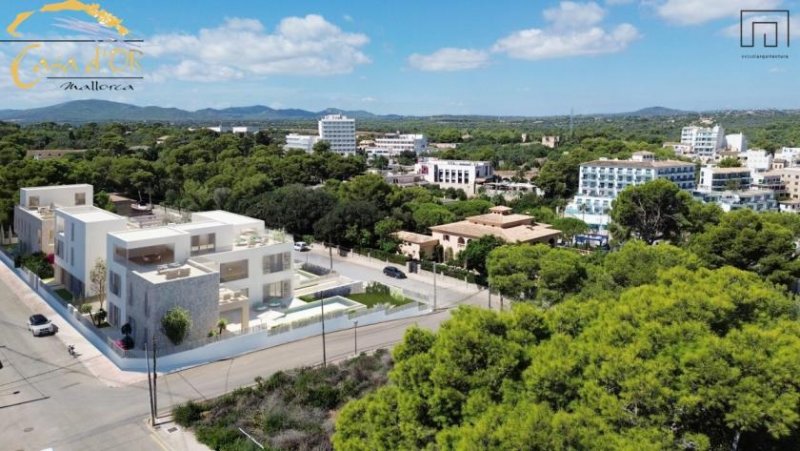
[149,431,171,451]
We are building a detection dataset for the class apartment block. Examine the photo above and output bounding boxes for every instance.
[371,132,427,155]
[725,133,748,153]
[692,190,777,213]
[318,114,357,155]
[414,158,494,197]
[744,149,773,172]
[564,152,696,232]
[284,133,320,152]
[106,211,293,345]
[54,206,128,298]
[14,184,93,255]
[681,125,725,160]
[779,167,800,200]
[698,167,752,191]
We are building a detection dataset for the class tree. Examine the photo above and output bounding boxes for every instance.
[89,258,107,310]
[371,155,389,170]
[689,209,799,286]
[460,235,505,280]
[395,150,417,166]
[313,140,331,154]
[313,201,382,248]
[217,318,227,335]
[161,307,192,346]
[603,240,701,289]
[334,267,800,450]
[610,179,692,244]
[718,157,742,168]
[410,203,456,232]
[550,217,589,243]
[486,244,550,301]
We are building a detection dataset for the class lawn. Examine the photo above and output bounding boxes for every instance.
[347,291,412,308]
[54,288,74,302]
[173,350,393,450]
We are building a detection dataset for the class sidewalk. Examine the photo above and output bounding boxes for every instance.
[0,263,147,388]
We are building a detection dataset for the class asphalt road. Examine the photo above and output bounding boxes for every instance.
[0,267,471,450]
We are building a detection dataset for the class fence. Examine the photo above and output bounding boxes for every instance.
[0,249,432,372]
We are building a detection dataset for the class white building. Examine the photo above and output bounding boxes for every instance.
[698,167,752,191]
[284,134,320,153]
[725,133,748,153]
[776,147,800,166]
[371,132,427,155]
[105,211,293,342]
[744,149,773,172]
[681,125,725,160]
[414,158,494,197]
[692,190,777,213]
[318,114,357,155]
[232,126,256,135]
[207,126,232,133]
[564,151,696,232]
[54,206,127,298]
[14,184,93,255]
[752,171,785,196]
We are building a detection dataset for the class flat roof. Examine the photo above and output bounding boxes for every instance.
[703,167,751,174]
[193,210,261,226]
[110,226,188,243]
[583,159,694,169]
[133,263,214,284]
[57,206,125,223]
[22,184,92,192]
[171,220,227,232]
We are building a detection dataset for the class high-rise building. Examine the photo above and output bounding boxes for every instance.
[318,114,357,155]
[681,125,725,160]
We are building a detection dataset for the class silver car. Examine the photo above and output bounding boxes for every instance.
[28,314,57,337]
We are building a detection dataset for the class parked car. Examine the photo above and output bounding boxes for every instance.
[293,241,310,252]
[383,266,407,279]
[28,314,57,337]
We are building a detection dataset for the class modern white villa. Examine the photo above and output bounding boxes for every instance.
[14,184,93,255]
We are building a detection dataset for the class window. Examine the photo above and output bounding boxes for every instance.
[263,280,291,303]
[220,260,248,282]
[56,240,64,258]
[144,292,149,318]
[75,192,86,206]
[263,252,291,274]
[190,233,216,255]
[28,196,39,207]
[110,271,121,296]
[70,223,75,241]
[70,247,74,266]
[127,283,133,306]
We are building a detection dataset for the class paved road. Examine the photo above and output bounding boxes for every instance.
[295,247,487,309]
[0,264,472,450]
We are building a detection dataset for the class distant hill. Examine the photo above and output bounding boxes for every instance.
[0,100,703,124]
[624,106,692,117]
[0,100,389,124]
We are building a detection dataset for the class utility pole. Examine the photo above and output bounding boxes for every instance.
[320,299,327,366]
[329,245,333,271]
[433,262,437,311]
[145,341,155,426]
[353,320,358,355]
[488,287,492,309]
[152,335,158,424]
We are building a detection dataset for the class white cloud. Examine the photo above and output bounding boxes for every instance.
[655,0,782,26]
[492,2,639,60]
[361,96,377,103]
[146,15,370,81]
[543,1,606,29]
[408,48,490,71]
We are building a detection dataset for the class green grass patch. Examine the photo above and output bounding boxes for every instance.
[55,288,74,302]
[299,294,316,303]
[347,292,412,308]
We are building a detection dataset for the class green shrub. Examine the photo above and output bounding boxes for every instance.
[161,307,192,345]
[79,304,93,315]
[173,401,204,426]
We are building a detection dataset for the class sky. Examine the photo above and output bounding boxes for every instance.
[0,0,797,116]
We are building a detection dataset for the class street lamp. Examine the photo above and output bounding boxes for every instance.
[353,320,358,355]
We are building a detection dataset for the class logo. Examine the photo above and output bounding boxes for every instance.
[740,9,790,48]
[1,0,143,91]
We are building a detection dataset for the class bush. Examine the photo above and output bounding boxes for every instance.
[365,282,390,295]
[161,307,192,345]
[79,304,93,315]
[173,400,204,426]
[20,252,54,279]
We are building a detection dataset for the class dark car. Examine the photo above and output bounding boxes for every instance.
[383,266,407,279]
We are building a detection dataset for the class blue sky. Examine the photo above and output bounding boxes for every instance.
[0,0,797,115]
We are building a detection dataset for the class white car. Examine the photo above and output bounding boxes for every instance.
[293,241,310,252]
[28,314,57,337]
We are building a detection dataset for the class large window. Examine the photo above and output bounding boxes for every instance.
[263,280,291,303]
[191,233,216,255]
[110,271,121,296]
[125,245,175,266]
[74,192,86,206]
[28,196,39,207]
[220,260,248,282]
[263,252,291,274]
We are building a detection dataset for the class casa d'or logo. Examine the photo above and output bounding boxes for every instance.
[2,0,143,91]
